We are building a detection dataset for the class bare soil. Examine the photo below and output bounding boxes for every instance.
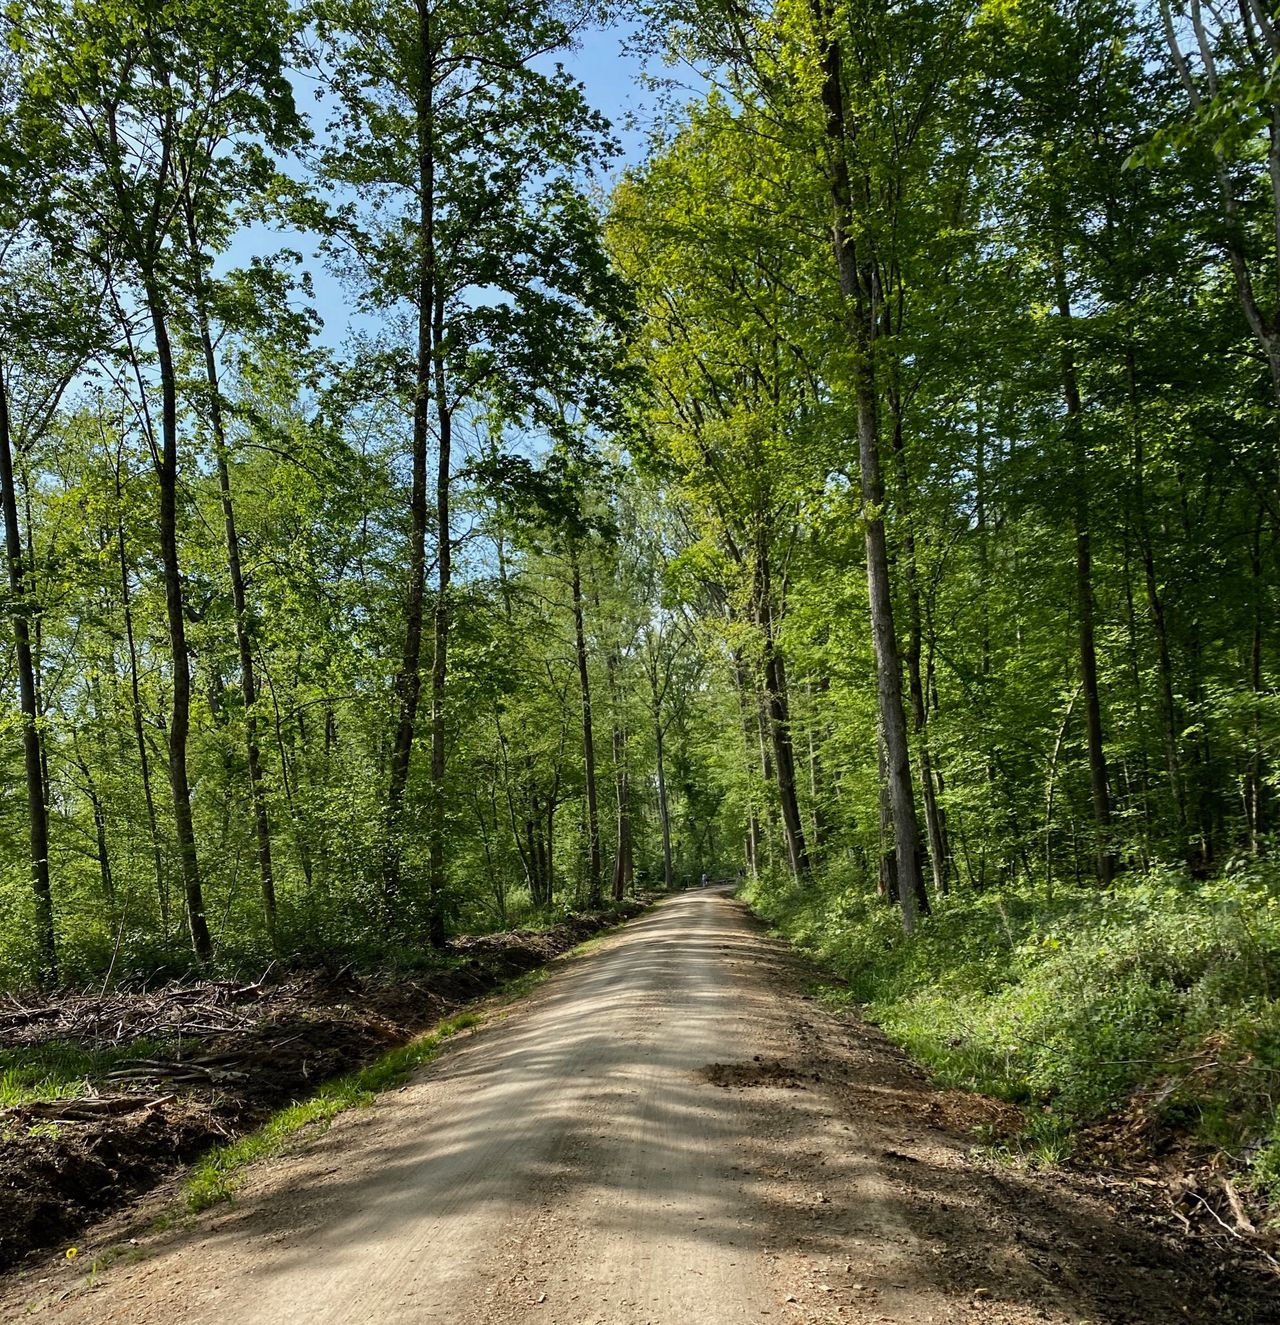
[0,904,647,1275]
[1,890,1276,1325]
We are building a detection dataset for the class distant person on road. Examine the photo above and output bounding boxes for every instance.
[700,871,709,888]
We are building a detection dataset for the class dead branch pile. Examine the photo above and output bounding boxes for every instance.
[0,972,293,1050]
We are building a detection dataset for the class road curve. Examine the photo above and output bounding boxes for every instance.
[6,890,1269,1325]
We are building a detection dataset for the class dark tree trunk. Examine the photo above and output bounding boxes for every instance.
[1128,349,1187,837]
[146,281,211,964]
[612,763,633,901]
[387,0,438,938]
[816,23,924,930]
[603,623,632,899]
[1054,253,1114,886]
[655,717,674,890]
[571,550,602,906]
[648,650,677,891]
[755,536,809,879]
[732,656,761,877]
[754,689,780,870]
[610,718,633,900]
[763,640,809,879]
[887,397,948,898]
[426,390,451,948]
[77,751,114,905]
[186,220,278,948]
[115,483,168,931]
[423,30,453,947]
[1248,503,1267,850]
[0,359,56,985]
[877,733,897,904]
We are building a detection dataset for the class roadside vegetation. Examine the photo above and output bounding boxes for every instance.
[184,1009,485,1212]
[0,901,645,1270]
[749,864,1280,1211]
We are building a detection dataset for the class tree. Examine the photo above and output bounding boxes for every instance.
[316,0,625,939]
[14,0,304,962]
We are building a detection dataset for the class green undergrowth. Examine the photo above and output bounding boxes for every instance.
[0,1039,172,1109]
[747,860,1280,1206]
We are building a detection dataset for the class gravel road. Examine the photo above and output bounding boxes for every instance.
[5,890,1272,1324]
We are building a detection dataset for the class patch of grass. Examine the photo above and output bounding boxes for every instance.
[808,981,853,1007]
[0,1039,172,1109]
[184,1011,484,1212]
[973,1110,1076,1169]
[492,967,552,1004]
[564,932,612,960]
[746,859,1280,1199]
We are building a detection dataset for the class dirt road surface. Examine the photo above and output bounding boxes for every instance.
[3,891,1272,1324]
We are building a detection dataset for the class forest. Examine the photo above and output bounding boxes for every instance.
[2,0,1280,1227]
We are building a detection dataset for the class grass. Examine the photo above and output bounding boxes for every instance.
[746,858,1280,1206]
[0,1039,173,1109]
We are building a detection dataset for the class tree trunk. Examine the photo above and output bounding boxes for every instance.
[570,549,602,906]
[387,0,437,930]
[186,219,278,949]
[146,281,211,964]
[423,27,453,946]
[1248,502,1267,850]
[603,621,632,900]
[426,389,451,948]
[763,639,810,879]
[612,764,633,900]
[732,656,761,877]
[115,484,168,932]
[1120,530,1153,865]
[0,358,56,985]
[877,732,897,903]
[610,715,633,900]
[755,535,810,879]
[1128,348,1187,837]
[754,688,779,870]
[816,23,924,930]
[888,396,948,897]
[648,644,677,890]
[654,717,674,891]
[1054,252,1114,885]
[77,750,114,906]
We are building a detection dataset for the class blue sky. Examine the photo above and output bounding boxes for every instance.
[559,22,654,163]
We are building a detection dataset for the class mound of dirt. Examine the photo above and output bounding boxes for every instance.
[0,1099,223,1262]
[701,1058,817,1089]
[0,900,650,1274]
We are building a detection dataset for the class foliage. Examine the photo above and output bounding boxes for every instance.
[747,862,1280,1195]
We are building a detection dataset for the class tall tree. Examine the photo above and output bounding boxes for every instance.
[317,0,624,940]
[15,0,303,961]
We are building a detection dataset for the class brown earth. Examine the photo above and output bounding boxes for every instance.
[0,903,648,1275]
[1,889,1276,1325]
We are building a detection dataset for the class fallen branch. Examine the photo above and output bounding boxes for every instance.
[4,1094,175,1123]
[1186,1191,1280,1274]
